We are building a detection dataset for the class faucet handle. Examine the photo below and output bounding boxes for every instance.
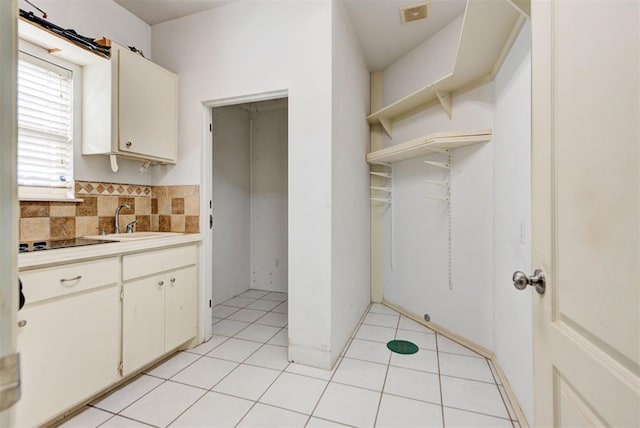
[125,220,138,234]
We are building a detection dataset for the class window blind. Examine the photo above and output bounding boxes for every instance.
[17,52,74,199]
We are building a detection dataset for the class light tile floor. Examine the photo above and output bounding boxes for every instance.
[60,291,520,428]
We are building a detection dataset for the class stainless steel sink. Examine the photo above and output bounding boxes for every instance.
[84,232,184,241]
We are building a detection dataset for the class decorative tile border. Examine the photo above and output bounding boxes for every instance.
[75,180,153,197]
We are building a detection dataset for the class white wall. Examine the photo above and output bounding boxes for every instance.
[382,14,495,348]
[330,0,371,362]
[212,105,251,304]
[34,0,153,184]
[151,1,334,368]
[492,22,532,422]
[250,101,288,293]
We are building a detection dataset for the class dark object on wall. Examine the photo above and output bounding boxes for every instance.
[19,9,111,58]
[128,46,145,58]
[18,278,25,310]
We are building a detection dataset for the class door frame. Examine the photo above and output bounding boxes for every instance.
[0,0,18,424]
[199,89,288,341]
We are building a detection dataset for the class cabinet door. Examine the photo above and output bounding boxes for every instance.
[118,48,177,161]
[16,286,120,427]
[165,266,197,351]
[123,275,165,375]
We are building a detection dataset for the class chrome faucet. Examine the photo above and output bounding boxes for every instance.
[115,203,130,234]
[125,220,137,234]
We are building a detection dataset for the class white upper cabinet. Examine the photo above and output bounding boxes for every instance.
[83,43,178,164]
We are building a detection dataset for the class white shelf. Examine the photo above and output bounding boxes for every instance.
[18,17,109,66]
[366,130,491,164]
[367,0,527,137]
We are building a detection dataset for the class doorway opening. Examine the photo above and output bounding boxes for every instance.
[211,97,288,310]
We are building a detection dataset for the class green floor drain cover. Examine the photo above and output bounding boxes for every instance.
[387,340,419,355]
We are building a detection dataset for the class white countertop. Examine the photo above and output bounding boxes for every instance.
[18,233,203,270]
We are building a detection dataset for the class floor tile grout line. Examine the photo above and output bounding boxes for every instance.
[160,301,290,427]
[105,352,205,419]
[436,332,447,427]
[372,307,400,427]
[231,324,286,346]
[96,412,158,428]
[232,347,292,427]
[306,415,357,428]
[161,385,209,428]
[485,358,517,427]
[305,315,360,428]
[442,403,515,422]
[498,385,519,422]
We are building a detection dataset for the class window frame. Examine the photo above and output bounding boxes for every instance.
[17,39,82,202]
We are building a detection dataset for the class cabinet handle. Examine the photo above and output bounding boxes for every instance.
[17,320,27,328]
[158,280,164,287]
[60,275,82,283]
[170,278,176,284]
[126,141,132,147]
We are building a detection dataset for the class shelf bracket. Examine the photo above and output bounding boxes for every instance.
[424,160,450,169]
[109,154,119,173]
[424,194,449,202]
[139,161,151,172]
[435,90,453,119]
[370,171,392,178]
[370,197,392,204]
[425,147,449,155]
[369,160,391,167]
[370,186,391,192]
[379,117,393,138]
[425,180,449,187]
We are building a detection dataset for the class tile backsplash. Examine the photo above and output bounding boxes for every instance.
[19,181,200,243]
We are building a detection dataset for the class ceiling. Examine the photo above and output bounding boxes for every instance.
[113,0,237,26]
[113,0,466,71]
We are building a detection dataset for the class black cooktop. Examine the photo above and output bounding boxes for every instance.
[19,238,115,253]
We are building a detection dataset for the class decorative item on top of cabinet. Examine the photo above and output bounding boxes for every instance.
[83,41,178,172]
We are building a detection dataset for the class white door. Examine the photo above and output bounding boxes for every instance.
[0,0,19,425]
[530,1,640,426]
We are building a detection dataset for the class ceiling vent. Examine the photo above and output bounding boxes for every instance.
[400,2,430,25]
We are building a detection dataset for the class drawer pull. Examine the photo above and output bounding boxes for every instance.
[158,281,165,287]
[60,275,82,283]
[17,320,27,328]
[170,278,176,283]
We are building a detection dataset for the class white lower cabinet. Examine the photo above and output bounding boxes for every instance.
[122,274,166,375]
[165,266,198,351]
[16,258,120,428]
[16,242,198,427]
[122,245,198,375]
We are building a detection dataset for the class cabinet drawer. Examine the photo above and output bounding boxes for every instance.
[20,257,119,305]
[123,244,197,281]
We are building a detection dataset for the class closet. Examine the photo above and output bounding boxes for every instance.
[211,98,288,303]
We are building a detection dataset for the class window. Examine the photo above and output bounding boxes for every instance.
[17,49,76,200]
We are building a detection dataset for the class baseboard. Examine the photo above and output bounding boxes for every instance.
[382,298,530,427]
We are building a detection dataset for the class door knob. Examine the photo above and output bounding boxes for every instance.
[513,269,546,294]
